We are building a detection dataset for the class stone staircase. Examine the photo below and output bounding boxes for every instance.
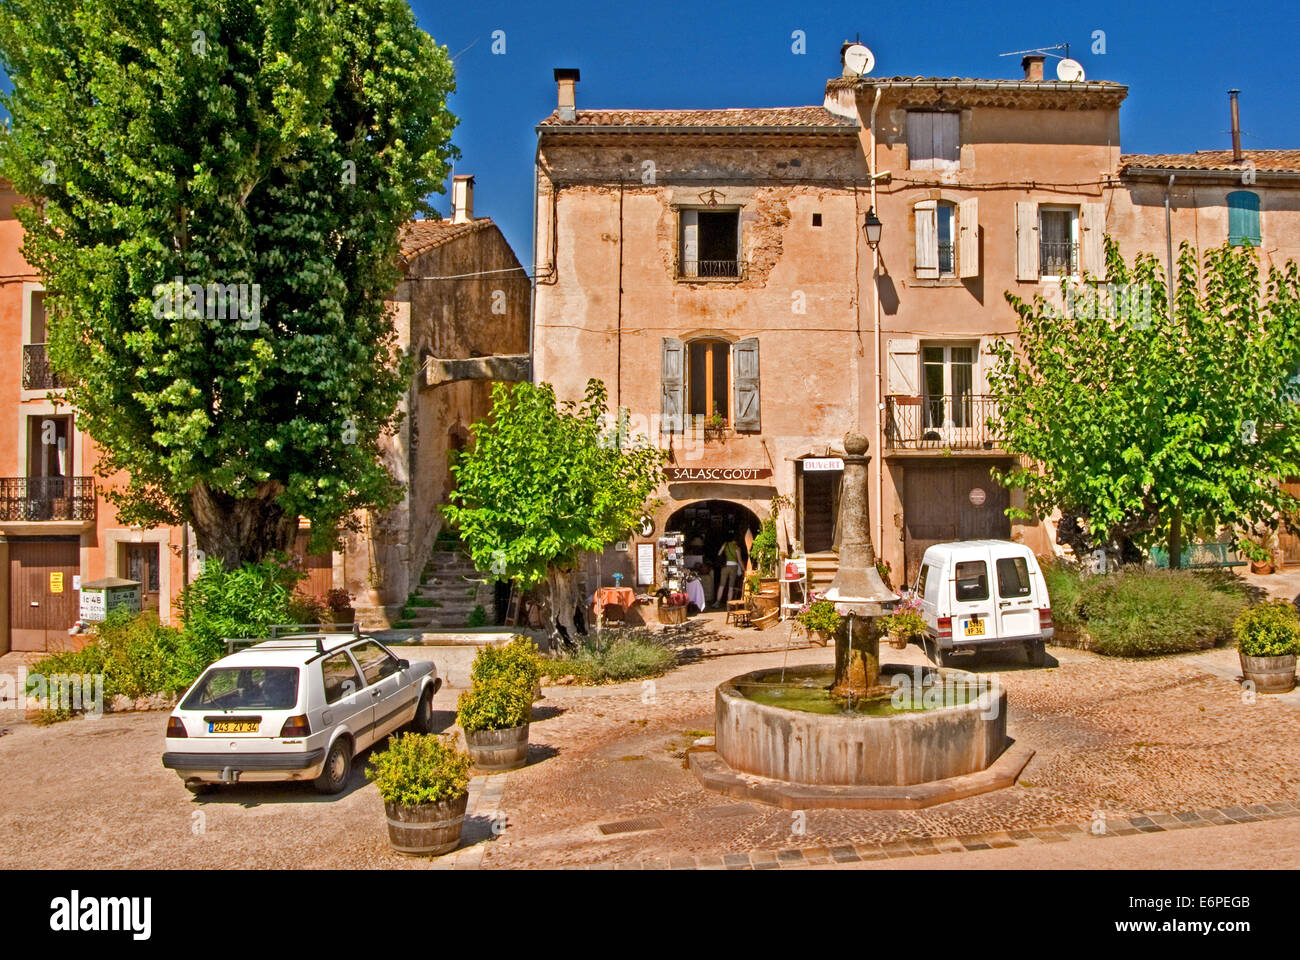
[804,551,839,592]
[407,549,493,630]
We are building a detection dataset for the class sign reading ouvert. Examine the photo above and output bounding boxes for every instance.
[665,467,772,482]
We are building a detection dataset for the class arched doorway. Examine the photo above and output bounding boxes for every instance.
[665,500,761,605]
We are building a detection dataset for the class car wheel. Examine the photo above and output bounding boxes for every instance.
[313,738,352,794]
[412,687,436,734]
[1026,641,1047,668]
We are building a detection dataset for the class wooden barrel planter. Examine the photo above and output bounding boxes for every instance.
[1240,653,1296,694]
[464,724,530,771]
[384,792,468,856]
[657,600,688,625]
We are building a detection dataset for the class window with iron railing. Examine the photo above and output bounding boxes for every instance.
[678,207,744,280]
[23,343,65,391]
[0,476,96,521]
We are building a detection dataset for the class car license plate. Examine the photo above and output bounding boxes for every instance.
[210,721,259,734]
[963,617,986,637]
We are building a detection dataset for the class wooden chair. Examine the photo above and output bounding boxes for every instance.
[725,577,751,627]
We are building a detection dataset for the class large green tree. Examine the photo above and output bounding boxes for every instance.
[0,0,457,565]
[990,238,1300,565]
[442,380,665,635]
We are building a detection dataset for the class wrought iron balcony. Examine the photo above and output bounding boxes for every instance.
[0,477,96,522]
[23,343,65,390]
[885,394,1003,451]
[675,258,746,280]
[1039,240,1079,278]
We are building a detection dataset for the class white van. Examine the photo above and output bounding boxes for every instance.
[910,540,1053,667]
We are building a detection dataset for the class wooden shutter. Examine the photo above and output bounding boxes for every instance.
[732,337,760,433]
[914,200,938,278]
[958,197,979,278]
[661,337,684,433]
[1227,191,1261,246]
[1080,202,1105,277]
[1015,202,1039,281]
[680,210,698,277]
[886,337,920,396]
[933,113,960,170]
[907,112,934,170]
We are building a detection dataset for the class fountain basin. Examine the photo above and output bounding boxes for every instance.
[691,663,1032,809]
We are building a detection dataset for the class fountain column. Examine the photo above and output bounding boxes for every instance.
[824,432,897,699]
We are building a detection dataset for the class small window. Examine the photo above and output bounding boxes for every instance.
[321,652,363,704]
[687,339,731,421]
[996,557,1032,599]
[27,290,46,345]
[811,213,822,227]
[915,201,958,278]
[679,208,741,278]
[1038,207,1079,278]
[916,564,930,597]
[907,111,960,170]
[350,641,402,685]
[953,560,989,602]
[1227,191,1261,247]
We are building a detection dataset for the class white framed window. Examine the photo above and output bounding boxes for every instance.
[914,198,980,279]
[907,112,960,171]
[678,207,742,279]
[921,343,977,431]
[1037,205,1079,279]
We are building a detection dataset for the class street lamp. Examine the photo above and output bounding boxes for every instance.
[863,207,883,248]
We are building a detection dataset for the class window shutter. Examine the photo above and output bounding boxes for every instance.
[914,200,938,278]
[661,337,685,433]
[958,197,979,278]
[907,112,934,170]
[732,337,760,432]
[1227,191,1261,247]
[1015,202,1039,281]
[1080,202,1106,277]
[885,337,920,396]
[680,210,699,276]
[933,113,960,170]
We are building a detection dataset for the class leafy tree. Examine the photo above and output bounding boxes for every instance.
[990,238,1300,565]
[0,0,458,565]
[442,380,665,635]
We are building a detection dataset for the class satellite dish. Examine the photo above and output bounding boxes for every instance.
[1056,58,1085,82]
[842,43,875,77]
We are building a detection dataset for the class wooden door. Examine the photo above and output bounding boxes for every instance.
[9,538,80,651]
[801,470,839,554]
[292,531,333,598]
[1279,480,1300,565]
[902,461,1011,582]
[122,542,161,613]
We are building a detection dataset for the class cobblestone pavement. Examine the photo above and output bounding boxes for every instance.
[1,639,1298,869]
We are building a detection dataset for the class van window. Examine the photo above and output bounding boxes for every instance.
[953,560,989,602]
[916,564,930,597]
[996,556,1032,598]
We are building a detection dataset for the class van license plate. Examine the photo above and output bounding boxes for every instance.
[210,721,259,734]
[963,617,986,637]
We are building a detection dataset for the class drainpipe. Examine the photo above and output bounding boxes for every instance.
[868,87,884,562]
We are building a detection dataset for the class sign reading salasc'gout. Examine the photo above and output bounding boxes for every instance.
[665,467,773,482]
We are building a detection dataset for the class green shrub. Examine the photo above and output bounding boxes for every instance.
[1040,559,1087,631]
[456,675,532,731]
[288,592,329,626]
[470,636,542,689]
[1078,567,1248,656]
[178,556,305,666]
[466,605,487,627]
[28,608,195,706]
[366,733,471,806]
[541,631,676,684]
[1234,601,1300,658]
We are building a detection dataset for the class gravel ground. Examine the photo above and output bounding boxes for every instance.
[1,638,1298,869]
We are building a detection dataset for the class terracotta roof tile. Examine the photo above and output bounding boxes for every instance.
[1120,149,1300,173]
[398,218,494,260]
[539,106,857,129]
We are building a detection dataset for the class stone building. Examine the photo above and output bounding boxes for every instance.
[531,55,1300,590]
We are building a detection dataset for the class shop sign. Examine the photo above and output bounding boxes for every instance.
[803,457,844,472]
[665,467,773,482]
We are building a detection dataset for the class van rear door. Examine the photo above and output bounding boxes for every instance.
[949,550,996,644]
[993,553,1039,639]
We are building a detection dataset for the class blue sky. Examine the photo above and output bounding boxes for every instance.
[413,0,1299,258]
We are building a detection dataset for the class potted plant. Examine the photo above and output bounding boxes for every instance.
[1234,601,1300,694]
[880,591,926,651]
[326,588,356,625]
[703,412,729,442]
[457,637,542,771]
[795,593,840,646]
[367,733,472,857]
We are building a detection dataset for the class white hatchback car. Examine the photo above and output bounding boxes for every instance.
[163,634,441,794]
[911,540,1054,667]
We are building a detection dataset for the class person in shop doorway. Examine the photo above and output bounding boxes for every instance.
[715,532,744,608]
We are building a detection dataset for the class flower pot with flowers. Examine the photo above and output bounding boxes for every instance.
[327,588,356,625]
[795,592,841,647]
[880,590,926,650]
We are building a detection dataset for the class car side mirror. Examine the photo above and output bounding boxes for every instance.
[398,659,410,670]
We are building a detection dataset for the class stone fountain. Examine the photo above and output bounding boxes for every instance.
[689,433,1033,810]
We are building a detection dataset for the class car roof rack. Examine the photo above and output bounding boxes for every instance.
[223,623,362,655]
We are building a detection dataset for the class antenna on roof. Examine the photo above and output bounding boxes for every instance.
[999,42,1071,60]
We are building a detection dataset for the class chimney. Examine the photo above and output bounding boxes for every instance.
[554,67,580,122]
[1229,89,1243,162]
[452,174,474,224]
[1021,54,1045,82]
